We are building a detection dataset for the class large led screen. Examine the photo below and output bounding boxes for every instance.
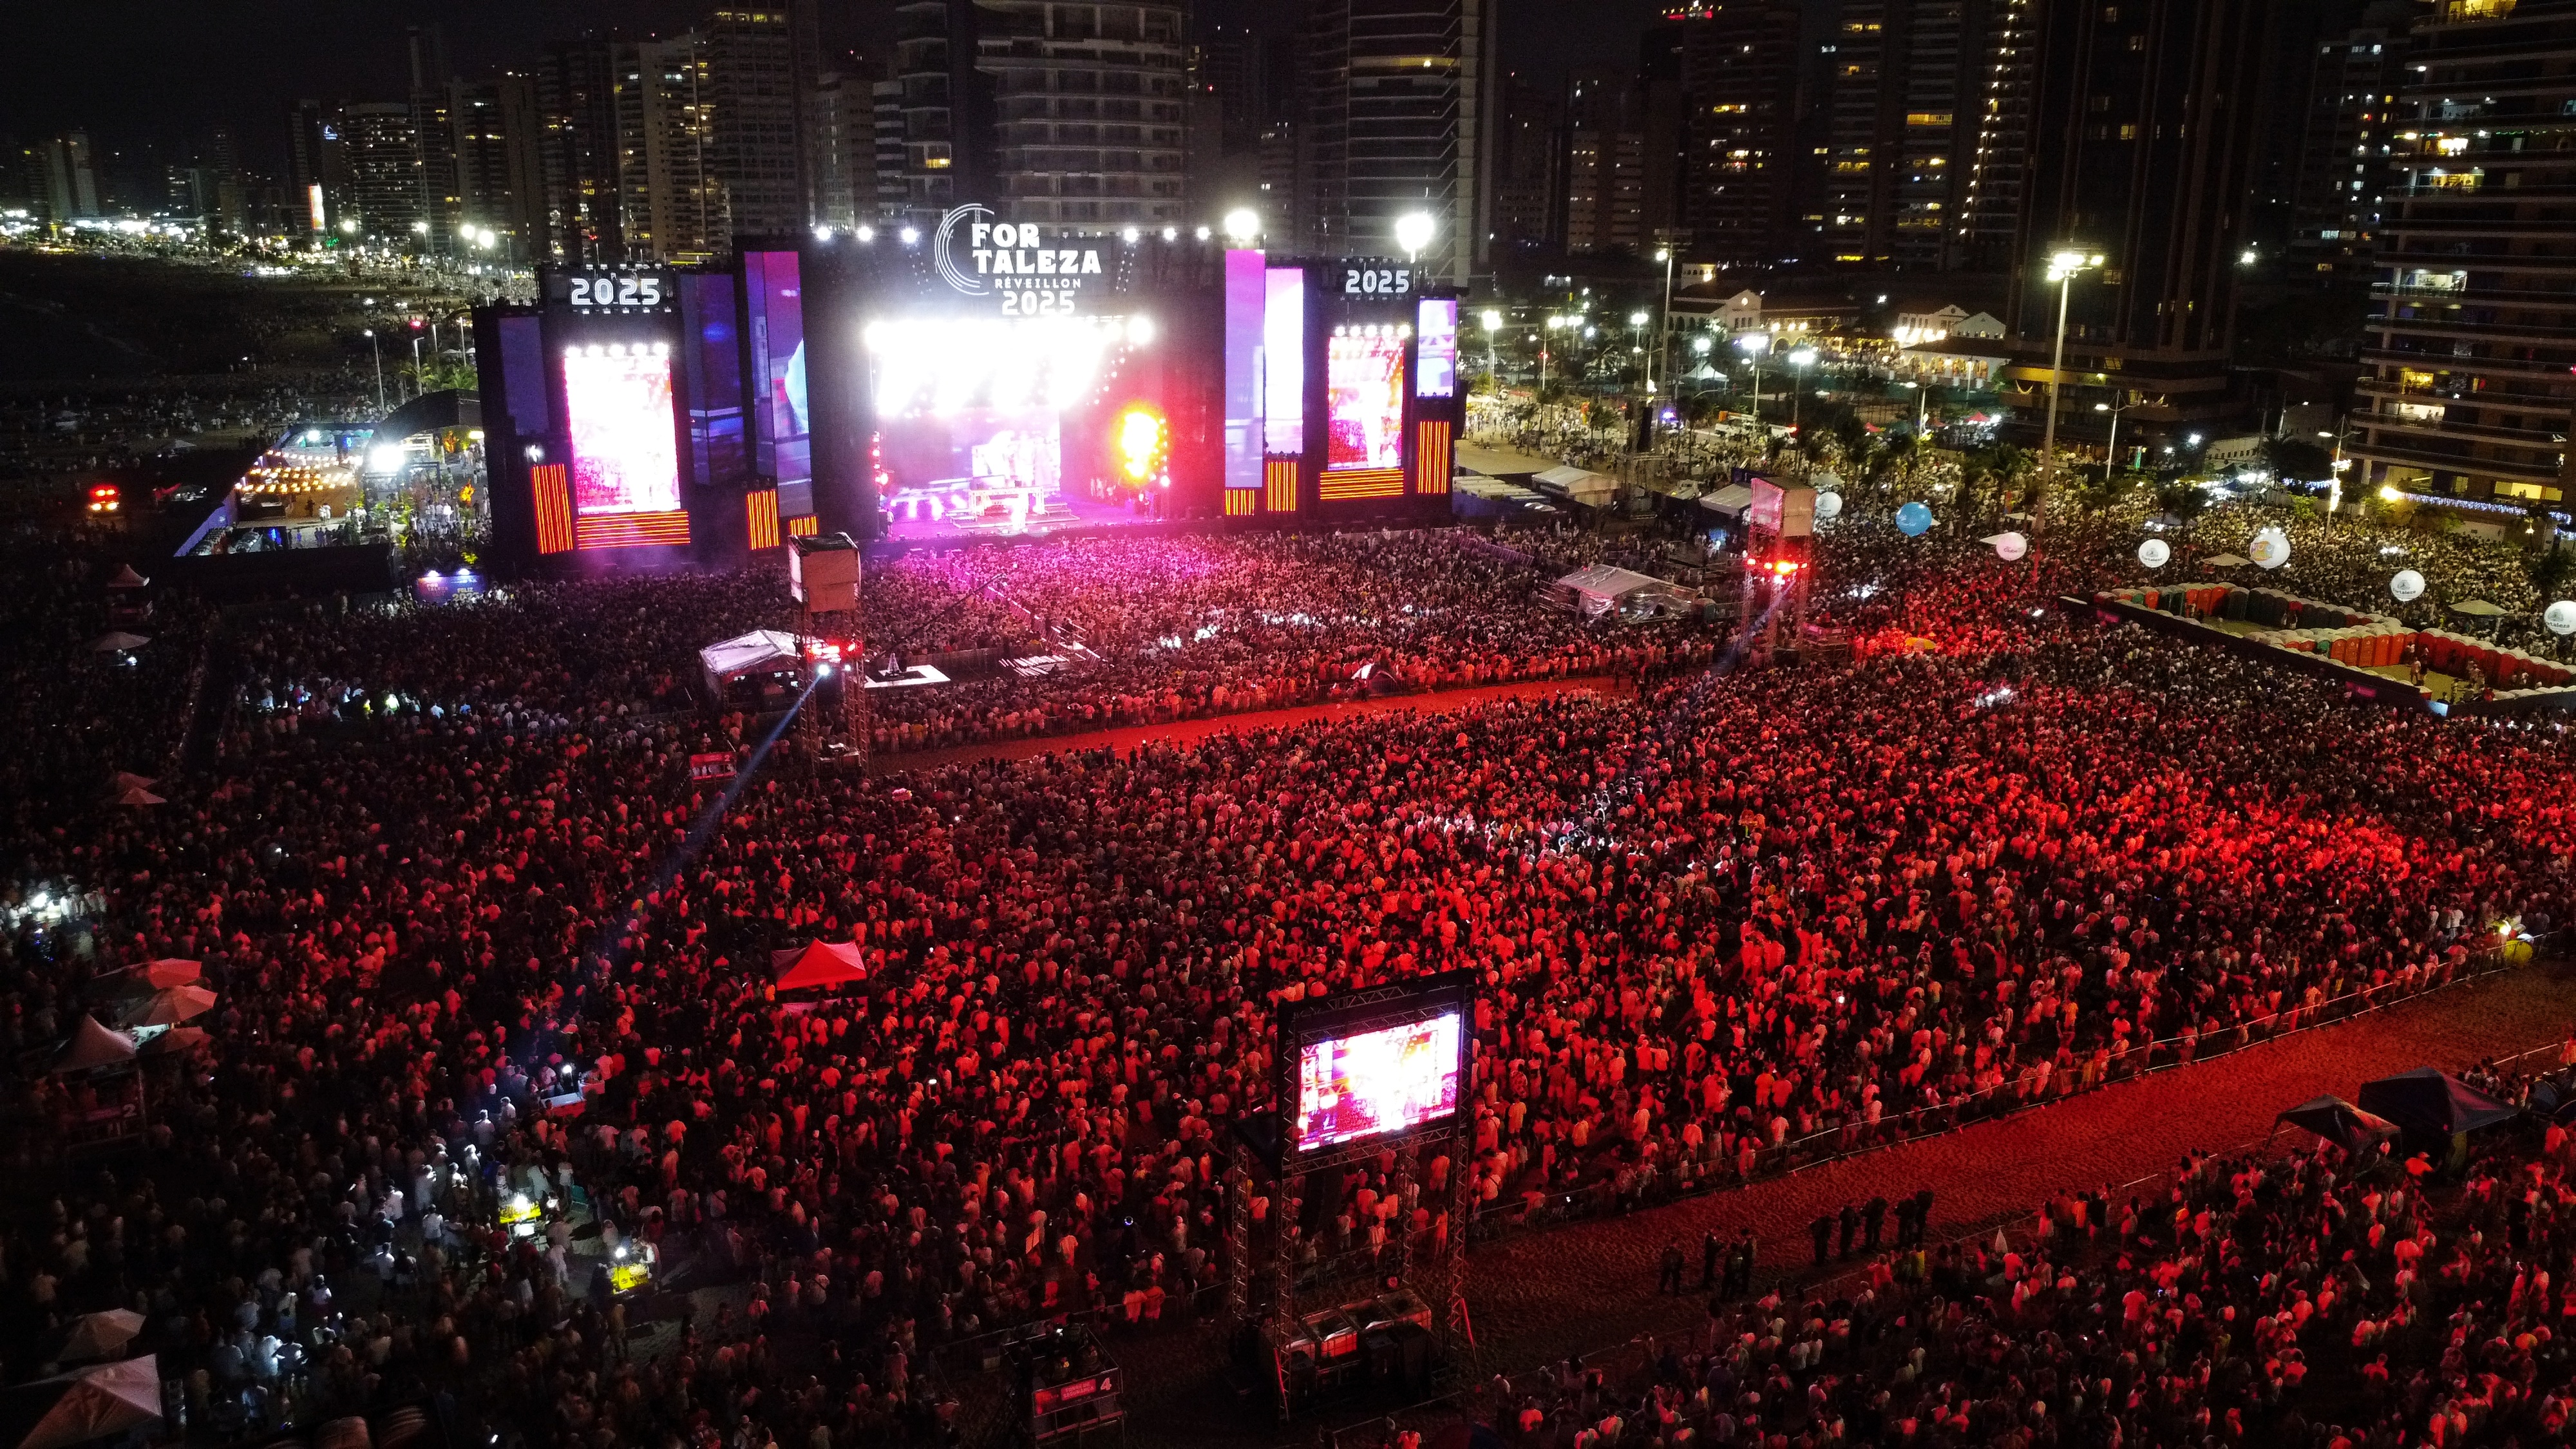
[1224,249,1264,491]
[866,316,1143,532]
[1294,1011,1464,1152]
[1264,267,1305,454]
[1415,298,1458,399]
[1325,328,1406,471]
[563,345,681,516]
[745,250,810,489]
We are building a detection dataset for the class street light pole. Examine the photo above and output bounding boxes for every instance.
[1654,247,1676,393]
[364,329,384,413]
[1787,348,1815,435]
[2037,249,2104,520]
[2096,395,2132,481]
[1736,332,1770,433]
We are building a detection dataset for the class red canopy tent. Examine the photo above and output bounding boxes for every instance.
[770,942,867,993]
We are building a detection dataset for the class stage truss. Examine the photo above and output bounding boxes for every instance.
[1226,985,1480,1422]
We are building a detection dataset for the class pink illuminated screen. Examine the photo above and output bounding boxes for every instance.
[563,349,682,516]
[1294,1012,1463,1151]
[1325,331,1406,471]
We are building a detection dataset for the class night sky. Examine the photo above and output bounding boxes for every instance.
[7,0,1725,177]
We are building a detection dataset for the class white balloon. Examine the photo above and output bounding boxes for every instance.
[2137,538,2170,569]
[1993,531,2029,562]
[2248,527,2291,570]
[2547,600,2576,637]
[2389,569,2425,603]
[1813,491,1844,521]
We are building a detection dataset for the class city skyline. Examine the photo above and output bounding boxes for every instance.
[2,0,1697,174]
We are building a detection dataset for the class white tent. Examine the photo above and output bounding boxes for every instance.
[1698,482,1755,516]
[697,630,805,698]
[2,1355,162,1449]
[1532,466,1616,503]
[1557,564,1681,618]
[48,1311,144,1365]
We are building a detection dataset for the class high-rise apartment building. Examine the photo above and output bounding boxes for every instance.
[410,25,460,251]
[1810,0,2034,270]
[1953,0,2039,270]
[615,34,726,263]
[286,99,346,235]
[2287,3,2416,282]
[535,39,625,261]
[707,9,808,239]
[807,66,878,229]
[1299,0,1499,283]
[872,79,911,215]
[339,104,427,240]
[446,75,547,260]
[2351,0,2576,506]
[1562,68,1645,256]
[1669,1,1802,266]
[2001,0,2275,437]
[1492,73,1563,254]
[889,1,1189,229]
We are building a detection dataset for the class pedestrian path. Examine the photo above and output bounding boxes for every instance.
[867,675,1627,773]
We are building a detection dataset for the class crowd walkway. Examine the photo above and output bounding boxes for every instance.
[866,674,1628,773]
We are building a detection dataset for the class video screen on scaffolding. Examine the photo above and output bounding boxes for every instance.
[1325,326,1407,472]
[563,343,683,518]
[1293,1008,1465,1153]
[866,314,1157,539]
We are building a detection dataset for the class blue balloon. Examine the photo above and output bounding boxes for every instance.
[1895,501,1934,537]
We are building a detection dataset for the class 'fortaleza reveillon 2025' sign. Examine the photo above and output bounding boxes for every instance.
[932,204,1105,317]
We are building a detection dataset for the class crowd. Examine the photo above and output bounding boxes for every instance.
[1463,1074,2576,1449]
[4,491,2576,1449]
[856,531,1730,750]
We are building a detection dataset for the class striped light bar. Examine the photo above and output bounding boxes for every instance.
[1318,467,1404,501]
[531,464,574,554]
[746,489,782,550]
[1265,458,1299,513]
[1414,419,1453,496]
[575,510,692,550]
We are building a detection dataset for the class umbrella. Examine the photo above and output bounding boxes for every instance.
[48,1311,143,1365]
[50,1018,135,1074]
[115,984,214,1029]
[2202,553,2252,569]
[2273,1095,2402,1154]
[123,959,201,989]
[104,565,149,590]
[0,1356,162,1449]
[111,788,163,808]
[2450,598,2508,618]
[770,942,868,993]
[87,632,149,652]
[137,1027,209,1059]
[106,772,155,794]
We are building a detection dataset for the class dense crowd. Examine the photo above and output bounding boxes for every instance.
[1463,1070,2576,1449]
[857,531,1716,752]
[4,493,2576,1449]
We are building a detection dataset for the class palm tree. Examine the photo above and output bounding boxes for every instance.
[1987,446,2034,524]
[2155,480,2211,549]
